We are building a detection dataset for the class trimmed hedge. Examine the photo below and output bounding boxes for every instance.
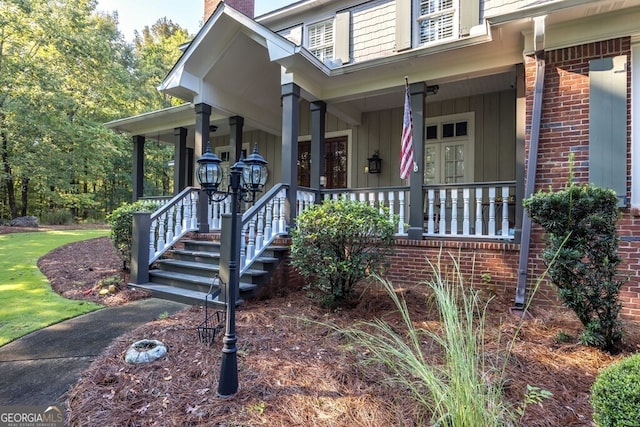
[591,353,640,426]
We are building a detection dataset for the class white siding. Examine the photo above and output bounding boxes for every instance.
[352,0,397,62]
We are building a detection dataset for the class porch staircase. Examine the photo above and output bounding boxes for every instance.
[132,237,289,307]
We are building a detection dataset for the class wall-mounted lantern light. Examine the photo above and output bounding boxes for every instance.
[366,151,382,174]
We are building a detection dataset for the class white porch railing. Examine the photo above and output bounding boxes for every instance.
[148,187,200,263]
[238,184,289,275]
[423,182,516,240]
[298,182,516,240]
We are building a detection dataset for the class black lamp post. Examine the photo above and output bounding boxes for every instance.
[196,142,268,397]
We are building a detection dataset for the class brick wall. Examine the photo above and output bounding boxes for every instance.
[525,37,640,320]
[204,0,254,21]
[385,239,524,299]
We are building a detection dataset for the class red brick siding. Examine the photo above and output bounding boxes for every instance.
[204,0,254,20]
[525,38,640,320]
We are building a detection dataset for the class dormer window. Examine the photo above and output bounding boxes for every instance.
[417,0,457,44]
[308,18,334,62]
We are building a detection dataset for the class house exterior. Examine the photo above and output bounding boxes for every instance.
[106,0,640,319]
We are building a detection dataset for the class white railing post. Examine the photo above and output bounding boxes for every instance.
[439,189,447,236]
[488,187,496,236]
[157,213,166,249]
[398,191,406,235]
[502,186,510,237]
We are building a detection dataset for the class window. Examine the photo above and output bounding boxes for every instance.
[417,0,457,45]
[307,18,334,62]
[424,113,474,184]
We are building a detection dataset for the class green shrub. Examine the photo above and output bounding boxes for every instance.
[107,200,158,268]
[523,183,624,351]
[591,354,640,426]
[41,209,74,225]
[290,198,396,309]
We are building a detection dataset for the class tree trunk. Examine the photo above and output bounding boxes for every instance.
[20,176,28,217]
[0,113,18,218]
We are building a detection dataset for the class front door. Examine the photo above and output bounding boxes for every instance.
[298,136,348,189]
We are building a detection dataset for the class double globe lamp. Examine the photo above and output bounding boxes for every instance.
[196,141,268,397]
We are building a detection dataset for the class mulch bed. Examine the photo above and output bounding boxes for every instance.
[6,225,639,426]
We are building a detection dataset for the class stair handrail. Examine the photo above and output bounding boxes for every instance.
[148,187,200,264]
[239,183,289,276]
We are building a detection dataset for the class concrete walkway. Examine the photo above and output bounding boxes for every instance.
[0,298,187,406]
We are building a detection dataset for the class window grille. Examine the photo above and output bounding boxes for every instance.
[418,0,456,44]
[308,19,334,61]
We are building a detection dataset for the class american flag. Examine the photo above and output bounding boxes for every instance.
[400,80,413,180]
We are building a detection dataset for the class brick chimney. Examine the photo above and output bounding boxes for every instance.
[204,0,255,20]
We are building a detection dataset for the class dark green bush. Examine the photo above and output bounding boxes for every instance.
[290,198,396,309]
[591,353,640,426]
[523,183,624,351]
[107,200,159,268]
[41,209,74,225]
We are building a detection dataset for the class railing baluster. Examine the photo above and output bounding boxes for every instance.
[439,189,447,236]
[428,189,435,234]
[502,186,510,238]
[246,218,255,266]
[463,188,470,236]
[475,187,483,236]
[149,219,157,261]
[488,187,496,236]
[240,223,247,268]
[278,189,287,233]
[398,191,406,235]
[256,207,265,252]
[157,212,166,249]
[450,189,458,235]
[271,195,279,235]
[175,199,183,236]
[190,193,198,230]
[166,205,174,245]
[265,199,273,240]
[388,191,396,232]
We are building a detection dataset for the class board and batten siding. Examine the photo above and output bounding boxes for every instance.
[426,90,516,183]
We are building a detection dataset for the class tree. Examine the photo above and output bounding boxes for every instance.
[0,0,135,220]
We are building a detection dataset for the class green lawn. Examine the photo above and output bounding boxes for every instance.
[0,229,109,346]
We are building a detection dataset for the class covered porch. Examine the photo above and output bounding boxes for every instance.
[105,4,525,246]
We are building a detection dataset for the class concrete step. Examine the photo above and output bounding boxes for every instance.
[130,283,226,307]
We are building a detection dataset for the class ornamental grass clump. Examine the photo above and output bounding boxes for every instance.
[290,198,396,309]
[523,182,624,351]
[338,254,516,427]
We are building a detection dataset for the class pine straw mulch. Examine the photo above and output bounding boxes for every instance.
[18,226,639,426]
[64,280,640,427]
